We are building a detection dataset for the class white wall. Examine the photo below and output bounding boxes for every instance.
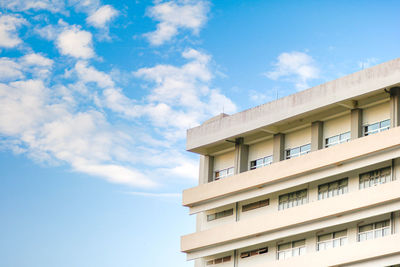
[248,139,273,163]
[285,127,311,150]
[362,101,390,126]
[323,114,351,139]
[213,150,235,172]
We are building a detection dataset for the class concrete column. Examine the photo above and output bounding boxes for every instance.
[311,121,323,151]
[390,87,400,128]
[351,108,363,140]
[234,137,249,174]
[199,155,214,184]
[273,133,285,162]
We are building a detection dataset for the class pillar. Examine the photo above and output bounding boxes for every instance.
[199,155,214,184]
[234,137,249,174]
[273,133,285,162]
[390,87,400,128]
[351,108,363,140]
[311,121,323,151]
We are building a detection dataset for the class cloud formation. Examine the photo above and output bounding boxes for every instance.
[86,5,118,28]
[266,51,320,90]
[56,26,95,58]
[0,13,27,48]
[144,0,209,45]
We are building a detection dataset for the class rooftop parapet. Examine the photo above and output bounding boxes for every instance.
[187,58,400,154]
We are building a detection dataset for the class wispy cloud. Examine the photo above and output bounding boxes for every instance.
[144,0,209,46]
[265,51,320,91]
[124,191,181,198]
[358,57,378,69]
[0,13,27,48]
[86,5,118,29]
[0,0,65,13]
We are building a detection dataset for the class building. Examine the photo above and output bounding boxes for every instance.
[180,58,400,267]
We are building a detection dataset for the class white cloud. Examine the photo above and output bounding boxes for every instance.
[124,191,181,198]
[266,51,320,90]
[358,57,378,69]
[144,0,209,45]
[0,78,157,188]
[56,26,94,59]
[0,13,27,48]
[74,61,114,87]
[86,5,118,28]
[133,48,236,133]
[0,0,65,13]
[22,53,54,67]
[0,53,53,81]
[0,58,24,81]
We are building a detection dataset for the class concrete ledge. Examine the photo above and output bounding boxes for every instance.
[187,57,400,152]
[181,180,400,252]
[182,127,400,207]
[272,233,400,267]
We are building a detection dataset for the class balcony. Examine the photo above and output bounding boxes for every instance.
[183,126,400,208]
[181,180,400,253]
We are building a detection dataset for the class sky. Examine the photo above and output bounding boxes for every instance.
[0,0,399,266]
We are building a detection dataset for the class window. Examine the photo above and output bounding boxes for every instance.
[317,230,347,251]
[240,247,268,258]
[278,189,307,210]
[325,132,350,148]
[358,220,390,241]
[206,256,231,265]
[250,155,272,170]
[242,199,269,212]
[359,167,391,189]
[207,209,233,222]
[364,119,390,136]
[286,144,311,159]
[318,178,348,200]
[277,239,305,260]
[214,167,234,180]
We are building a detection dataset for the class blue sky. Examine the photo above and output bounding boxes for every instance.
[0,0,399,266]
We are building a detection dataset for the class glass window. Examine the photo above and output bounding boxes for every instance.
[240,247,268,258]
[286,144,311,159]
[277,239,306,260]
[279,189,308,210]
[359,167,391,189]
[358,220,390,242]
[214,167,234,180]
[250,155,272,170]
[364,119,390,136]
[242,199,269,212]
[207,208,233,221]
[317,230,347,251]
[325,131,351,147]
[318,178,348,200]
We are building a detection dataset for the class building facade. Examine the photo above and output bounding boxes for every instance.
[180,58,400,267]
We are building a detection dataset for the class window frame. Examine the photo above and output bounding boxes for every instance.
[316,229,348,251]
[277,239,306,260]
[214,167,234,180]
[364,119,390,136]
[278,189,308,211]
[325,131,351,148]
[250,155,273,170]
[359,166,391,189]
[358,220,391,242]
[318,178,348,200]
[286,143,311,159]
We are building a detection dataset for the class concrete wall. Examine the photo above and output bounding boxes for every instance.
[284,127,311,150]
[323,114,351,140]
[213,150,235,173]
[248,139,273,165]
[197,212,397,267]
[362,101,390,126]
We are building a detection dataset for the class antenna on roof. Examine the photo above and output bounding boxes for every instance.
[276,88,278,100]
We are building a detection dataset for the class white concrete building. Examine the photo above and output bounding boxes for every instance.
[181,58,400,267]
